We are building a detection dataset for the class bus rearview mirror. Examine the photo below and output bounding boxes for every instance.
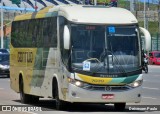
[63,25,70,50]
[139,27,151,51]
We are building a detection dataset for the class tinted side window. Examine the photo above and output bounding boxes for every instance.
[43,17,57,47]
[11,17,57,48]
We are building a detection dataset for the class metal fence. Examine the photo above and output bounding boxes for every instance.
[151,33,160,51]
[142,33,160,52]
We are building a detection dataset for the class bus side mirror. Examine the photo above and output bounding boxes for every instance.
[139,27,151,51]
[63,25,70,50]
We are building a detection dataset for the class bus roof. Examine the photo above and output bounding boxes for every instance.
[14,6,54,21]
[14,5,138,25]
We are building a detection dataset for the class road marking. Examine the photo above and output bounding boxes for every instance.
[149,74,159,77]
[26,112,37,114]
[153,75,160,77]
[143,87,160,90]
[19,112,37,114]
[142,96,157,100]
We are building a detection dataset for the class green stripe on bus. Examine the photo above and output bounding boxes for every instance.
[34,48,49,70]
[109,75,139,85]
[122,75,139,84]
[31,48,49,87]
[46,12,58,17]
[108,78,125,85]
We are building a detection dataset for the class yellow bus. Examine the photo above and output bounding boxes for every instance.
[10,5,151,110]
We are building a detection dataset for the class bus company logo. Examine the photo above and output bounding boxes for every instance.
[105,86,112,91]
[92,79,104,83]
[17,52,33,63]
[2,106,11,111]
[1,105,42,111]
[100,74,118,78]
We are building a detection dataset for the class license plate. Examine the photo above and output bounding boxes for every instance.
[102,94,114,99]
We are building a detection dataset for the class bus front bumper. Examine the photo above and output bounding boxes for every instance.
[67,84,142,103]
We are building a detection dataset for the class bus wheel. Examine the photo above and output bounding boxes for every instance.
[31,96,39,104]
[114,103,126,111]
[55,83,65,110]
[7,74,10,78]
[19,78,31,104]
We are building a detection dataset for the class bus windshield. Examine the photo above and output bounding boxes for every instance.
[71,25,140,75]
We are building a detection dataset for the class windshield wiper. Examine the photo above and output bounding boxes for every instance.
[99,49,128,77]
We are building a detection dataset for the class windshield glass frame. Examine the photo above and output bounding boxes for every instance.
[70,24,141,76]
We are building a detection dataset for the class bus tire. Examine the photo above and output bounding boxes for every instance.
[31,95,39,104]
[19,77,31,104]
[54,82,65,110]
[114,103,126,111]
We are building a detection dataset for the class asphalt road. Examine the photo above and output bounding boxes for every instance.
[0,65,160,114]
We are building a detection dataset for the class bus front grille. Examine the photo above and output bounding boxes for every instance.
[82,85,131,91]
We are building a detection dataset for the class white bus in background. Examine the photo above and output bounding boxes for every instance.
[10,5,151,111]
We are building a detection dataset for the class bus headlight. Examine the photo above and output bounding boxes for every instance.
[128,80,143,88]
[75,81,82,86]
[68,78,87,88]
